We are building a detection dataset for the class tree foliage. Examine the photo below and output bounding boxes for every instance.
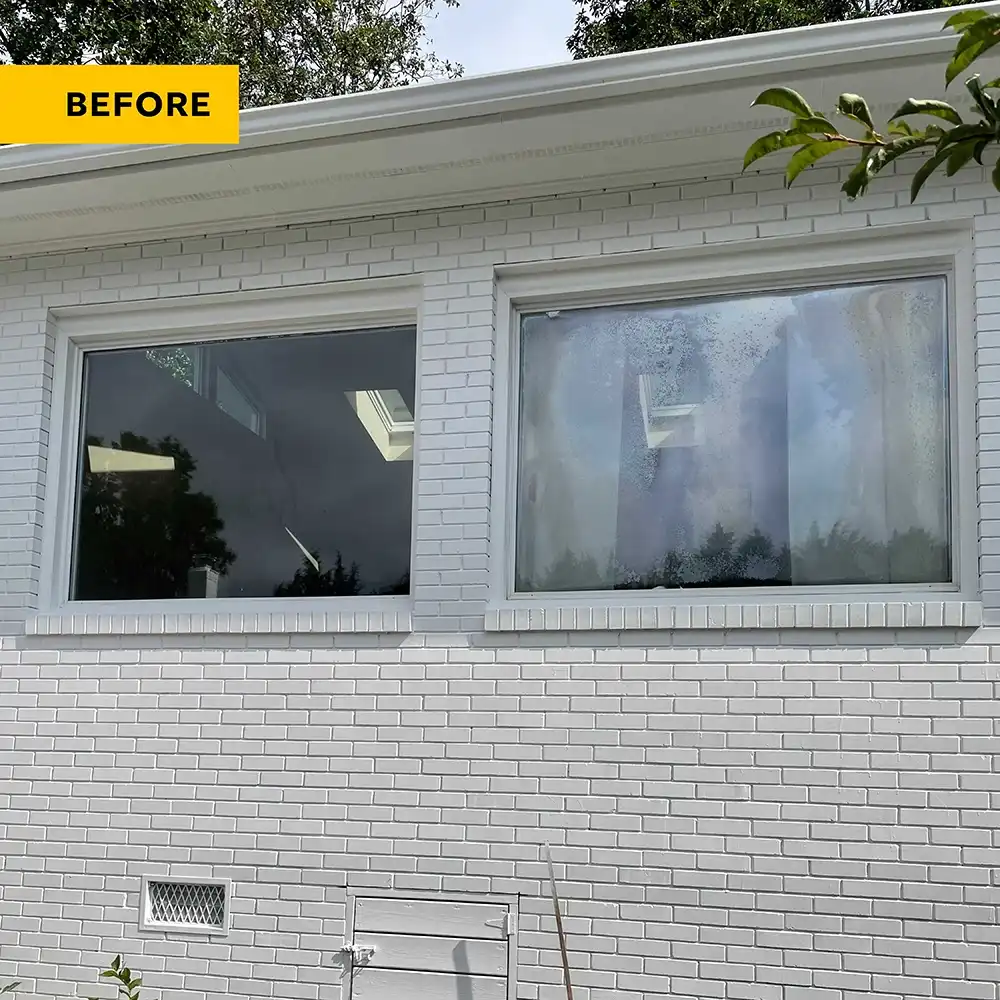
[75,432,236,601]
[0,0,461,108]
[274,550,362,596]
[533,522,947,592]
[743,10,1000,201]
[273,552,410,596]
[3,954,140,1000]
[568,0,961,59]
[217,0,462,108]
[91,955,141,1000]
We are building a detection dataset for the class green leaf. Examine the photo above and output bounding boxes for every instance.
[946,139,980,176]
[874,134,934,167]
[946,17,1000,86]
[911,147,952,202]
[742,129,811,170]
[751,87,814,119]
[0,984,21,996]
[841,156,874,200]
[967,75,998,123]
[945,10,991,30]
[837,93,874,129]
[992,157,1000,192]
[937,123,993,148]
[974,138,991,164]
[890,99,964,126]
[112,957,121,972]
[842,134,933,199]
[786,140,852,186]
[952,15,1000,54]
[793,115,838,133]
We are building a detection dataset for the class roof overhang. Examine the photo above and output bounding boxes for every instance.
[0,3,989,256]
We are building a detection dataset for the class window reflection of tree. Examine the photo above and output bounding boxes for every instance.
[74,432,236,601]
[271,553,409,597]
[533,523,948,593]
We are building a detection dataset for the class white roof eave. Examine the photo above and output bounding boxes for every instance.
[0,2,987,254]
[0,2,982,185]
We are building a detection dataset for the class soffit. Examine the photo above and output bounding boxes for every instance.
[0,7,975,256]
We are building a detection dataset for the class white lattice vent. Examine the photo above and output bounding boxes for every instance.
[142,878,229,933]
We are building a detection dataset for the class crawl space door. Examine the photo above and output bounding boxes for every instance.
[347,894,515,1000]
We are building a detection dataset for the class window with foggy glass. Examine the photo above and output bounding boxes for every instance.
[72,327,415,601]
[515,277,951,593]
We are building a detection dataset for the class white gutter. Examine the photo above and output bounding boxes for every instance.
[0,1,987,187]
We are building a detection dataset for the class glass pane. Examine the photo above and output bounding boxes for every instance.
[72,326,415,600]
[515,277,950,592]
[214,367,261,436]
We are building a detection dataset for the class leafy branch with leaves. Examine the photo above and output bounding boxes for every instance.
[90,956,142,1000]
[2,955,141,1000]
[744,9,1000,201]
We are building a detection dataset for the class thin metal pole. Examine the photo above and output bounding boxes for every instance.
[544,843,574,1000]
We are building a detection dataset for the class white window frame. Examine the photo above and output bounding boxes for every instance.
[487,221,981,631]
[31,277,423,637]
[139,875,232,936]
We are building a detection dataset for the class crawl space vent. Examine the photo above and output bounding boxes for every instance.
[146,880,227,930]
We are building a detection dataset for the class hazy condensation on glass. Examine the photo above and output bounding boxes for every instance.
[72,327,416,601]
[515,277,951,592]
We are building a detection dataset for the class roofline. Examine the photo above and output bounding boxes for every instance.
[0,1,989,185]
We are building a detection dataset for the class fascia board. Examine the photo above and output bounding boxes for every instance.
[0,1,988,187]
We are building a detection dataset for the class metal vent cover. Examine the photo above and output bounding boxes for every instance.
[144,879,228,932]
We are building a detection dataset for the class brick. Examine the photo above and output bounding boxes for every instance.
[0,162,998,1000]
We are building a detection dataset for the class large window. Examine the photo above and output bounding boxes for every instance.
[514,276,952,593]
[71,326,416,601]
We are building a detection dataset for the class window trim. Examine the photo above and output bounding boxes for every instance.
[487,221,981,631]
[32,277,422,637]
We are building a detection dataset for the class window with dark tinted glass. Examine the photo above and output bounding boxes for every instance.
[515,277,951,592]
[72,326,415,601]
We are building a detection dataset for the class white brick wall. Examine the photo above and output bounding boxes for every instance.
[2,161,1000,1000]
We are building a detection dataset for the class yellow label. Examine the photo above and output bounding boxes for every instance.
[0,65,240,144]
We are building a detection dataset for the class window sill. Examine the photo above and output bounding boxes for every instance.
[25,602,413,637]
[484,599,983,632]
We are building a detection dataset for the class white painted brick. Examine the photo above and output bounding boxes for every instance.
[0,165,997,1000]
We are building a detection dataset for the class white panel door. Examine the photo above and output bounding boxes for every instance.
[348,895,513,1000]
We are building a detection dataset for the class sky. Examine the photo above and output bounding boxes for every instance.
[426,0,578,78]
